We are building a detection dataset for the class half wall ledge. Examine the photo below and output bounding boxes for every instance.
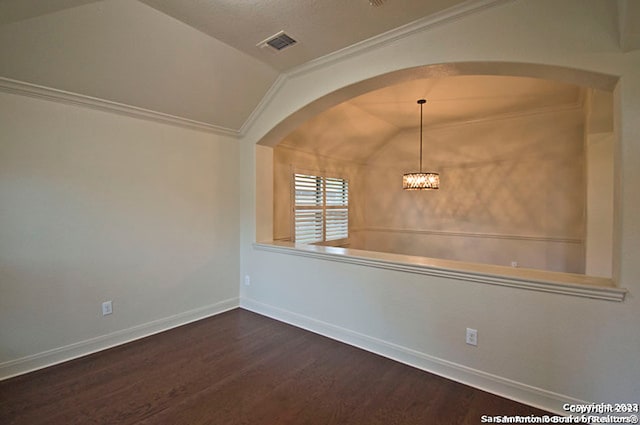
[253,242,626,302]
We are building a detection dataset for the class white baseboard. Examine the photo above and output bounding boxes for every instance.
[0,297,239,381]
[240,297,587,416]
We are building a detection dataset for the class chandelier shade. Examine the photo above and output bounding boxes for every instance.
[403,99,439,190]
[402,172,440,190]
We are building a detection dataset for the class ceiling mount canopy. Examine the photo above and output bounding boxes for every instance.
[403,99,440,190]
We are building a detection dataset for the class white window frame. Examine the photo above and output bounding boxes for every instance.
[292,173,349,245]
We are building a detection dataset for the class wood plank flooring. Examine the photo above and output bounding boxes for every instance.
[0,309,551,424]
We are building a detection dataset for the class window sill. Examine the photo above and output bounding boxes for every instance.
[253,241,626,302]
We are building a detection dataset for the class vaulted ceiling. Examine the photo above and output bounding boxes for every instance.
[279,75,585,163]
[0,0,637,136]
[137,0,469,71]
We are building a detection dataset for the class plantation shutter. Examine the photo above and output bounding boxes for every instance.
[294,174,324,244]
[325,177,349,241]
[294,174,348,244]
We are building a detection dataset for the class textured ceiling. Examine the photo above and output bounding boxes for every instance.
[0,0,279,130]
[0,0,100,25]
[279,75,584,163]
[349,75,582,128]
[138,0,470,71]
[0,0,631,134]
[0,0,473,131]
[619,0,640,51]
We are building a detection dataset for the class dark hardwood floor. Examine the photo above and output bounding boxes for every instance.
[0,309,550,424]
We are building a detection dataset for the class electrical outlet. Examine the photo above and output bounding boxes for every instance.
[244,275,251,286]
[102,300,113,316]
[511,261,519,268]
[466,328,478,346]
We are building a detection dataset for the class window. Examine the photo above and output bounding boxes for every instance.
[294,173,349,244]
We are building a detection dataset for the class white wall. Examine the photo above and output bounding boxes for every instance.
[241,0,640,412]
[0,91,240,374]
[0,0,636,415]
[0,0,278,129]
[585,90,614,277]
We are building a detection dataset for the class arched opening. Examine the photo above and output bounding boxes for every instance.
[257,62,618,279]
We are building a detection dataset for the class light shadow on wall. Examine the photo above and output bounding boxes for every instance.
[262,62,617,277]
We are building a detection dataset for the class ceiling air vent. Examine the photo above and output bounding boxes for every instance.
[257,31,298,52]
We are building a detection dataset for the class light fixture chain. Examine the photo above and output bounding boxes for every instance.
[402,98,439,190]
[419,100,423,172]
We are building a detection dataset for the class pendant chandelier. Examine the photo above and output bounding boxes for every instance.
[402,99,440,190]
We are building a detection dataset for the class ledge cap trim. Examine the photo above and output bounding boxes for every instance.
[254,242,626,302]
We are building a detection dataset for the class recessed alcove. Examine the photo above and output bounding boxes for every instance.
[255,62,622,298]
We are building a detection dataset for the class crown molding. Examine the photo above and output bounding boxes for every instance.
[238,74,288,137]
[2,0,513,141]
[239,0,513,139]
[416,101,584,132]
[286,0,513,80]
[0,77,240,138]
[273,101,583,167]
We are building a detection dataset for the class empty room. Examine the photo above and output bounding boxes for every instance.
[1,0,639,424]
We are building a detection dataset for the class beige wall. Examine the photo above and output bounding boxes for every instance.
[275,105,587,273]
[360,107,586,273]
[0,91,239,370]
[242,0,640,412]
[273,145,366,242]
